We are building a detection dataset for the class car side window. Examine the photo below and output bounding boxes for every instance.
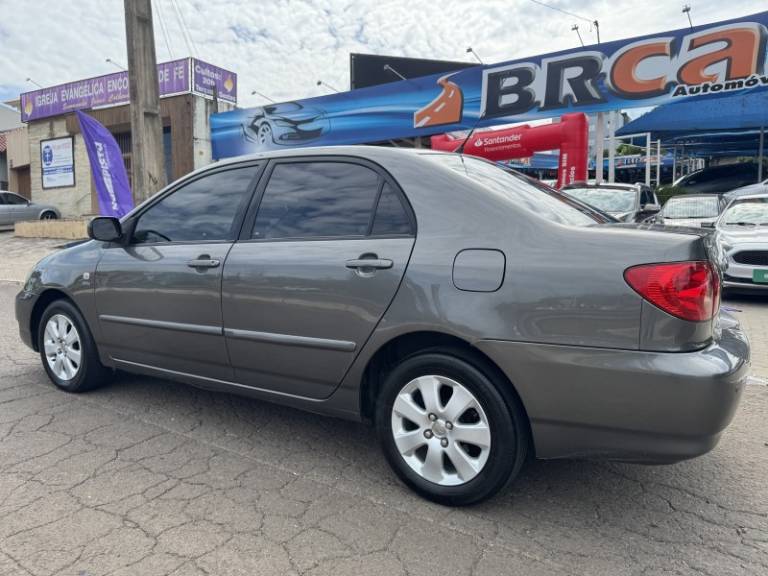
[133,165,259,244]
[3,193,27,205]
[372,182,413,236]
[252,161,381,240]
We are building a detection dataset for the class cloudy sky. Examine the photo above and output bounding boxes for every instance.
[0,0,765,108]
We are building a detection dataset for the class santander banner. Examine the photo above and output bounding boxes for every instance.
[431,114,589,188]
[212,11,768,159]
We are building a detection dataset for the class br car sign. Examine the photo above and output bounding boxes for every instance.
[212,11,768,159]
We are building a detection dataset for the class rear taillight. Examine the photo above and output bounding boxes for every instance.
[624,261,720,322]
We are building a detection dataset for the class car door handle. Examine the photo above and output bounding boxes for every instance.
[345,258,393,270]
[186,258,221,269]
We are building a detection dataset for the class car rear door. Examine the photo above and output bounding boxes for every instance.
[94,163,262,381]
[221,157,416,399]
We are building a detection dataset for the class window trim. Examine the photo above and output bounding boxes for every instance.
[122,161,266,247]
[238,155,416,244]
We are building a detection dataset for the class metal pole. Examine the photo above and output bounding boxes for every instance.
[672,146,677,182]
[595,113,605,184]
[607,111,616,183]
[645,132,651,187]
[656,139,662,186]
[759,126,765,182]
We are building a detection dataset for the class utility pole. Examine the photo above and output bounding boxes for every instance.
[125,0,166,204]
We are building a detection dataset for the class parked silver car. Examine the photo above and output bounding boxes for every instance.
[0,190,60,229]
[708,193,768,291]
[654,193,728,228]
[15,147,749,505]
[561,182,660,222]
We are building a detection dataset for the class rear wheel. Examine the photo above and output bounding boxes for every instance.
[375,351,527,505]
[37,300,111,392]
[40,211,57,220]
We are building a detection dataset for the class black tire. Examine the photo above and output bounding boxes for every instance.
[37,299,111,392]
[40,211,57,220]
[375,350,528,506]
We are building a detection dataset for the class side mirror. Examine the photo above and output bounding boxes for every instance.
[701,221,716,229]
[641,203,661,213]
[88,217,123,242]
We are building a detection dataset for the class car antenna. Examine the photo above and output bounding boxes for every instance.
[454,115,483,155]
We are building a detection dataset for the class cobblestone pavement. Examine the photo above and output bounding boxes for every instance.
[0,232,65,283]
[1,266,767,574]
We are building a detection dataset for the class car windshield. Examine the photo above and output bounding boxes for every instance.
[661,197,720,219]
[563,188,636,213]
[722,198,768,226]
[427,154,604,226]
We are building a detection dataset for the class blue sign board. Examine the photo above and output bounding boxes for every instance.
[212,11,768,159]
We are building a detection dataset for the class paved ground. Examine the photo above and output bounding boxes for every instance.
[0,237,767,575]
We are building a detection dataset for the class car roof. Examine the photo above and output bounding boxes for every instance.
[727,192,768,201]
[561,182,640,191]
[211,145,437,168]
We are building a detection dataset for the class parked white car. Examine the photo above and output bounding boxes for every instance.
[707,193,768,291]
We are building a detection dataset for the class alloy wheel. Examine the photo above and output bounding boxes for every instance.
[391,375,491,486]
[43,314,82,381]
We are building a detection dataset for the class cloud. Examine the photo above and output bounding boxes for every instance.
[0,0,765,110]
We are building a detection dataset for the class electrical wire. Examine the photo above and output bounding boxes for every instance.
[526,0,594,24]
[169,0,197,57]
[153,0,174,59]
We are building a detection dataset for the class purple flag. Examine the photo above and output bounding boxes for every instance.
[76,110,133,218]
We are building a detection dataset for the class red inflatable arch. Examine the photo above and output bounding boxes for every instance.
[430,112,589,188]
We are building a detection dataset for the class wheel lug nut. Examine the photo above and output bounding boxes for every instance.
[428,413,437,422]
[424,430,433,439]
[445,421,453,430]
[440,438,449,447]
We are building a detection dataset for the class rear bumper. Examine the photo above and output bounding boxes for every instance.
[476,312,750,463]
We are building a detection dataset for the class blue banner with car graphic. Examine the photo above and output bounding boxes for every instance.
[211,11,768,159]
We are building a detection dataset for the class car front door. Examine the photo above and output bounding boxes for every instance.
[221,158,416,399]
[94,163,262,380]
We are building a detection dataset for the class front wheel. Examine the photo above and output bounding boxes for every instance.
[375,351,528,506]
[38,300,111,392]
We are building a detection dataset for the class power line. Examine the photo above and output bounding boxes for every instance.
[527,0,601,43]
[169,0,197,57]
[527,0,593,24]
[153,0,174,59]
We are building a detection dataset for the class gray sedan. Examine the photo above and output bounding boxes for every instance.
[0,190,60,228]
[15,147,749,505]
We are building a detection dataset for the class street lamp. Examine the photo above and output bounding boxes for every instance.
[682,4,693,30]
[105,58,127,71]
[316,80,340,93]
[383,64,407,81]
[251,90,275,103]
[25,77,43,89]
[466,47,483,64]
[571,24,584,47]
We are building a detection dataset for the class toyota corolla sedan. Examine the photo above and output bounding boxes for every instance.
[16,147,750,505]
[709,193,768,291]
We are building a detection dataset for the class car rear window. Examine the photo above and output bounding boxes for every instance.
[662,197,720,219]
[425,154,604,226]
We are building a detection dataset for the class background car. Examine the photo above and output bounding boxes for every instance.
[561,182,660,222]
[242,102,329,150]
[653,193,728,227]
[673,162,761,194]
[0,190,60,229]
[709,193,768,291]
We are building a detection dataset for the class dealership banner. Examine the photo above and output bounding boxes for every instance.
[21,58,236,122]
[76,111,133,218]
[212,11,768,159]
